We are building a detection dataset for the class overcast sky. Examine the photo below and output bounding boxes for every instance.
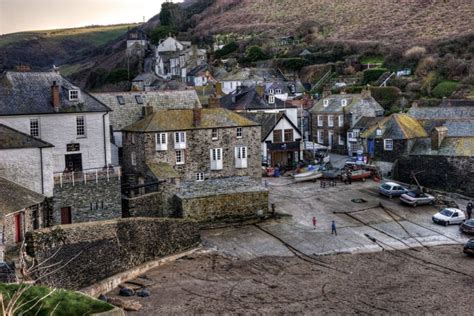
[0,0,182,34]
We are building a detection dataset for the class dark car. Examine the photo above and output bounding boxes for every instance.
[463,239,474,256]
[460,219,474,235]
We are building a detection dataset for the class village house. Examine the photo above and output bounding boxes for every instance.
[240,112,302,167]
[131,72,160,91]
[186,64,213,87]
[216,68,287,95]
[346,116,384,156]
[126,29,150,58]
[0,71,121,225]
[154,37,206,80]
[310,89,384,154]
[120,103,267,221]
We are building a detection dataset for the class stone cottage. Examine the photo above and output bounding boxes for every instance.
[121,104,268,222]
[310,89,384,154]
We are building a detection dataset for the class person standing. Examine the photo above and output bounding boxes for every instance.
[331,220,337,236]
[467,202,473,219]
[312,216,317,229]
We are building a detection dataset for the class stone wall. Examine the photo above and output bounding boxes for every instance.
[395,155,474,197]
[3,203,45,250]
[53,177,121,224]
[370,139,415,163]
[25,218,201,290]
[310,113,347,154]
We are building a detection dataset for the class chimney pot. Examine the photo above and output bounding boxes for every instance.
[143,104,154,116]
[51,81,60,111]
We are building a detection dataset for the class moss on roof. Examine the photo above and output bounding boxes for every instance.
[123,108,259,132]
[361,114,428,139]
[147,161,179,179]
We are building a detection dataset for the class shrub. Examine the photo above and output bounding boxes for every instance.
[432,81,458,98]
[415,56,437,78]
[404,46,427,62]
[244,46,271,62]
[214,41,238,59]
[276,58,309,71]
[370,86,402,110]
[362,68,388,84]
[150,26,178,45]
[106,68,129,84]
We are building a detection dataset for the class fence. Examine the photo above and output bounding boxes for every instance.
[54,166,121,187]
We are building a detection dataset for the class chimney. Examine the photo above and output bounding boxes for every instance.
[431,126,448,150]
[322,88,331,98]
[143,104,154,117]
[51,81,60,111]
[193,102,202,127]
[208,94,221,109]
[256,84,265,97]
[215,82,223,96]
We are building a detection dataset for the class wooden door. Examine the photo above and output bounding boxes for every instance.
[14,213,22,243]
[60,207,72,225]
[65,154,82,171]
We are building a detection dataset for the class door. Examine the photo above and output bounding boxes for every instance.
[14,213,22,243]
[328,131,334,148]
[65,154,82,171]
[60,207,72,225]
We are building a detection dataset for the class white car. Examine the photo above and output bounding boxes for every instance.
[400,191,435,207]
[432,208,466,226]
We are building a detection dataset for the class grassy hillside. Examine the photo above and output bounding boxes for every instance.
[0,24,137,72]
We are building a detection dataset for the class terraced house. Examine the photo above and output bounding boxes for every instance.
[310,89,384,154]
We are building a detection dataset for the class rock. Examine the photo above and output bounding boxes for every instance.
[119,287,135,297]
[108,297,142,311]
[137,288,150,297]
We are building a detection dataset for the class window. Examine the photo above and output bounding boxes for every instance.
[155,133,167,151]
[376,128,383,136]
[235,146,248,168]
[236,127,243,138]
[338,135,345,145]
[30,119,39,137]
[176,150,185,165]
[211,128,219,140]
[275,89,282,94]
[210,148,223,170]
[317,115,323,127]
[323,99,329,107]
[384,139,393,151]
[268,89,274,95]
[196,172,204,181]
[131,152,136,166]
[268,95,275,104]
[174,132,186,149]
[76,116,85,137]
[341,99,347,107]
[284,129,294,142]
[131,133,136,144]
[352,129,360,138]
[135,95,143,104]
[69,90,79,101]
[328,115,334,127]
[273,130,282,143]
[339,115,344,127]
[317,130,324,144]
[117,96,125,105]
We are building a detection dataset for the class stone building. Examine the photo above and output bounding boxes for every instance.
[126,29,149,58]
[121,104,268,221]
[310,89,384,154]
[0,71,121,225]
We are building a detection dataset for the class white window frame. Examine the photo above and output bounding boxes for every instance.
[211,128,219,140]
[317,115,323,127]
[176,150,185,165]
[328,115,334,127]
[338,115,344,127]
[384,139,393,151]
[323,99,329,107]
[30,118,39,137]
[196,172,205,182]
[341,99,347,107]
[155,133,167,151]
[210,148,223,170]
[131,152,137,166]
[235,146,248,169]
[174,132,186,149]
[268,95,275,104]
[376,128,383,136]
[236,127,243,138]
[317,130,324,144]
[352,129,360,138]
[275,89,282,94]
[338,135,344,145]
[69,90,79,101]
[76,116,86,137]
[268,89,275,95]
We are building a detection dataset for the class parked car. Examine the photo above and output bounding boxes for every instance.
[379,182,409,198]
[463,239,474,256]
[400,191,435,207]
[460,219,474,234]
[432,208,466,226]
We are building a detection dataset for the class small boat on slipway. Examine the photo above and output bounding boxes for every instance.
[293,169,323,183]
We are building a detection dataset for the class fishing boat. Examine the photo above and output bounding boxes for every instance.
[293,169,323,183]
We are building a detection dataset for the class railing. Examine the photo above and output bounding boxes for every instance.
[54,166,121,187]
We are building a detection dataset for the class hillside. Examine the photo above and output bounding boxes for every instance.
[190,0,474,45]
[0,24,137,72]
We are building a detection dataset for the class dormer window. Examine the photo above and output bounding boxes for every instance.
[268,89,275,95]
[275,89,282,94]
[135,95,143,104]
[69,90,79,101]
[376,127,383,136]
[269,95,275,104]
[341,99,347,107]
[323,99,329,107]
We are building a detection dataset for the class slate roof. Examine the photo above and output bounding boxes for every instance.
[351,116,384,131]
[92,90,201,130]
[410,137,474,157]
[123,108,259,132]
[240,112,297,141]
[188,64,209,76]
[0,124,53,150]
[310,93,384,114]
[361,114,428,140]
[408,104,474,120]
[0,72,110,116]
[0,177,45,215]
[132,72,159,83]
[146,161,178,179]
[420,119,474,137]
[219,85,296,111]
[218,68,287,82]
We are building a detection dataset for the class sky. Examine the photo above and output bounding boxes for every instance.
[0,0,182,35]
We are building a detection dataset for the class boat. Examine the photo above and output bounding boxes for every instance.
[293,170,323,183]
[349,169,372,181]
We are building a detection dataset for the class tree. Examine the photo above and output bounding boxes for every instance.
[150,26,178,45]
[245,46,270,62]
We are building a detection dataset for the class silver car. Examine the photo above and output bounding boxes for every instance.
[379,182,409,198]
[400,191,435,207]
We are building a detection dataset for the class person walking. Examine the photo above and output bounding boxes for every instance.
[312,216,317,229]
[331,220,337,236]
[467,202,473,219]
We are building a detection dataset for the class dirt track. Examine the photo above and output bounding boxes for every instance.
[114,246,474,314]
